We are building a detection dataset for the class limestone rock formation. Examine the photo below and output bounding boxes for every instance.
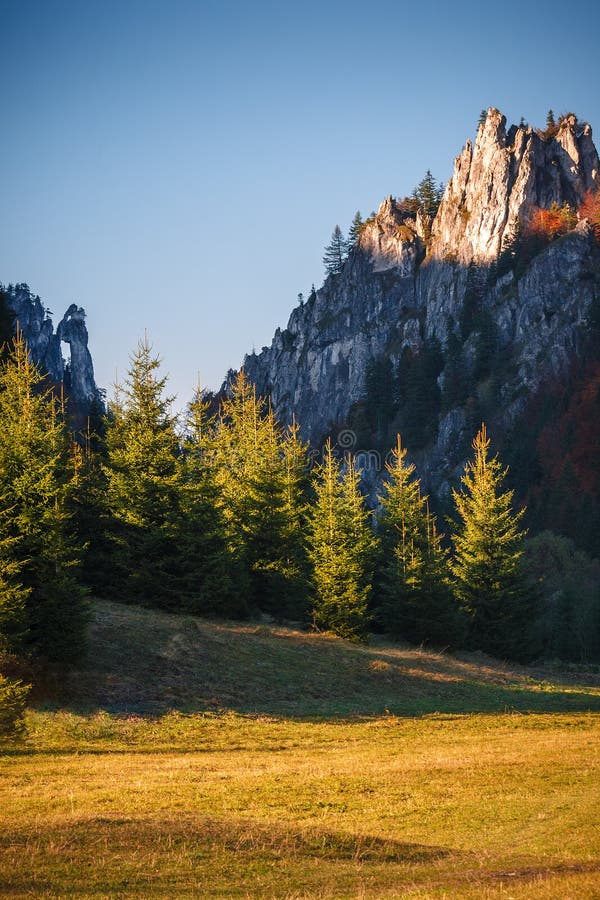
[240,108,600,500]
[2,283,99,406]
[430,108,599,265]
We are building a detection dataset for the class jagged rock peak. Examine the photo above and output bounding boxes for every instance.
[429,107,600,266]
[2,283,99,405]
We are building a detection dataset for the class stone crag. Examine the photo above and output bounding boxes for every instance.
[242,109,600,498]
[2,282,99,410]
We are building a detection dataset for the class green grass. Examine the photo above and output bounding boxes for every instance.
[2,600,600,897]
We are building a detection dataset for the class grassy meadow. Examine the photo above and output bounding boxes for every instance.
[2,600,600,898]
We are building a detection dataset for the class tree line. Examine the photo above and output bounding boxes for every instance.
[0,328,548,697]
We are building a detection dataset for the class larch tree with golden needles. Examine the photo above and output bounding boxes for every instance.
[451,424,539,661]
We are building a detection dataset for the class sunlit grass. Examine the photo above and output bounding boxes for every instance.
[2,600,599,897]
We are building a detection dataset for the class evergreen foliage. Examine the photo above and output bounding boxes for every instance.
[0,332,87,664]
[0,288,15,354]
[376,436,461,646]
[212,372,309,618]
[396,338,443,449]
[525,531,600,662]
[411,170,444,219]
[346,211,363,250]
[323,225,347,276]
[0,673,30,739]
[451,425,539,661]
[308,441,374,641]
[103,336,186,608]
[178,385,240,616]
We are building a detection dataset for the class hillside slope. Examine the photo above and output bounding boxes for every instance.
[59,600,600,718]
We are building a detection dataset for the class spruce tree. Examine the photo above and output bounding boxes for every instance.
[323,225,347,276]
[376,436,460,646]
[179,385,240,616]
[412,170,444,218]
[450,424,539,661]
[346,211,363,251]
[104,336,184,608]
[212,372,309,618]
[308,440,374,641]
[0,332,87,664]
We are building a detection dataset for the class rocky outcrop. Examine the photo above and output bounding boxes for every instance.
[430,109,599,266]
[2,283,99,406]
[241,109,600,496]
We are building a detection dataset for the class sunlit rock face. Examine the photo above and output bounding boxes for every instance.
[430,108,599,266]
[3,283,99,406]
[241,109,600,493]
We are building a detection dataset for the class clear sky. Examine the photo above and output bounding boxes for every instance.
[1,0,599,406]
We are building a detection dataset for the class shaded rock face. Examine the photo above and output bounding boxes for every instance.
[240,109,600,497]
[3,283,99,406]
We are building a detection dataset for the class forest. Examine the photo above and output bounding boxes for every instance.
[2,299,599,738]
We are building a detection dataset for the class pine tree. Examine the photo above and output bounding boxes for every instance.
[104,336,184,608]
[346,211,363,251]
[212,372,309,618]
[178,384,239,616]
[0,331,87,664]
[450,424,539,661]
[412,170,444,219]
[308,440,374,641]
[376,436,460,646]
[323,225,347,276]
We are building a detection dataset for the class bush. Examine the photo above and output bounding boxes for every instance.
[526,203,577,242]
[0,673,30,739]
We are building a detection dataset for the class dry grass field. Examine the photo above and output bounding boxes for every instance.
[1,601,600,898]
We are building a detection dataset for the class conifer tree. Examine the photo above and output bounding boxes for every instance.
[376,436,460,645]
[0,332,87,663]
[212,372,309,618]
[308,440,374,641]
[451,424,539,661]
[323,225,347,276]
[412,170,444,218]
[104,336,184,608]
[178,384,240,616]
[346,211,363,251]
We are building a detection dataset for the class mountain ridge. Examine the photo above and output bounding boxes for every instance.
[242,108,600,517]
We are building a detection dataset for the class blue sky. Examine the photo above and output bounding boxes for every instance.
[1,0,599,405]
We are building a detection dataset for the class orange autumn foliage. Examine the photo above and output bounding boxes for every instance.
[526,202,577,241]
[579,188,600,242]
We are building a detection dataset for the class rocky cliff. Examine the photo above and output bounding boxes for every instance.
[242,108,600,501]
[2,282,99,408]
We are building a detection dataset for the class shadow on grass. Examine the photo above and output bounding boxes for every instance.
[33,599,600,721]
[0,814,455,866]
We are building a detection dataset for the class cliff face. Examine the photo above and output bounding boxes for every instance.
[3,283,99,407]
[242,109,600,498]
[430,109,599,265]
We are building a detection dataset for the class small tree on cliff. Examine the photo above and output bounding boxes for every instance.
[323,225,347,276]
[346,211,363,251]
[451,424,539,661]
